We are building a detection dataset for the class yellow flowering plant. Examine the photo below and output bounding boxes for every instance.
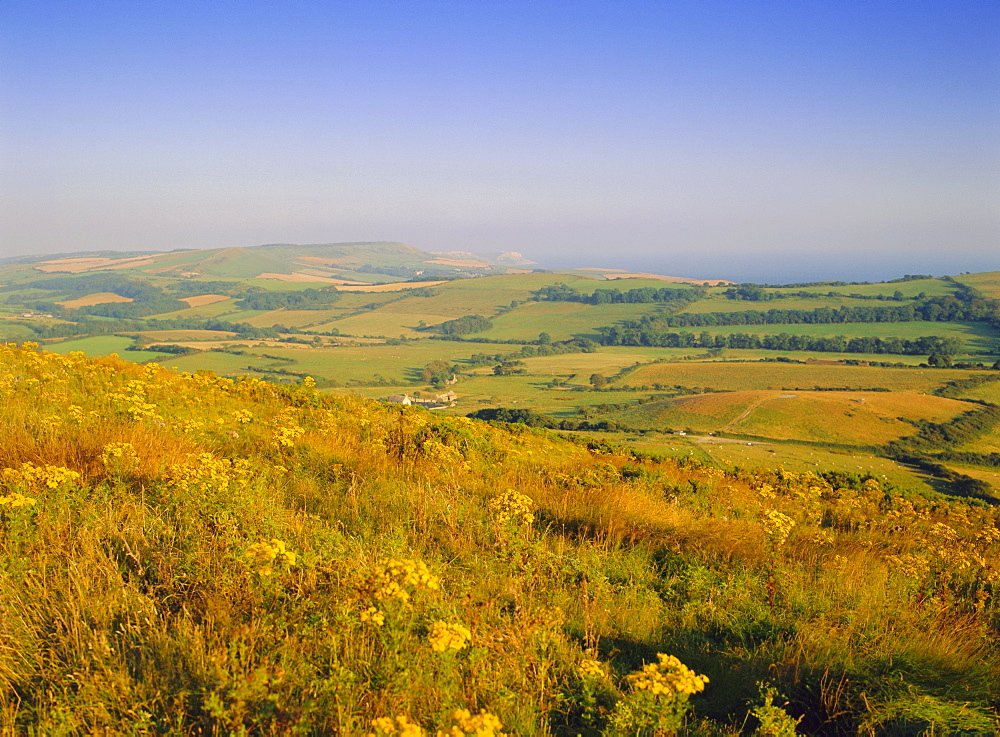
[488,490,535,527]
[427,621,471,653]
[610,654,709,734]
[357,558,440,625]
[245,539,297,576]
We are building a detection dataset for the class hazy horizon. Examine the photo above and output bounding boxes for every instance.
[2,1,997,283]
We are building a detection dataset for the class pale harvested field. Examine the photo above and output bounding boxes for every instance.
[180,294,230,307]
[35,256,158,273]
[336,281,446,292]
[257,272,365,285]
[56,292,134,308]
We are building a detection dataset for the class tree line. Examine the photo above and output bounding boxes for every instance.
[532,283,703,305]
[597,327,964,355]
[649,297,995,328]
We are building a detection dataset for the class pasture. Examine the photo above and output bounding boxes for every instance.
[683,320,1000,354]
[765,277,955,298]
[953,271,1000,298]
[478,301,665,341]
[678,294,886,314]
[724,390,967,445]
[43,335,171,363]
[617,360,983,393]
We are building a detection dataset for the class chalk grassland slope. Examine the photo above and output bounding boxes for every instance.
[617,361,985,392]
[2,343,999,734]
[602,390,968,445]
[306,274,613,337]
[5,242,508,282]
[953,271,1000,299]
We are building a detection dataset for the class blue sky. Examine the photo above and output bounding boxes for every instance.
[1,0,997,282]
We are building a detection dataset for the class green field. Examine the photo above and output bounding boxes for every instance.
[670,320,1000,354]
[43,335,172,363]
[764,277,955,298]
[477,301,666,341]
[617,360,986,392]
[678,294,890,314]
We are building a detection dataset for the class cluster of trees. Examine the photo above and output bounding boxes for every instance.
[532,283,702,305]
[598,327,964,356]
[434,315,493,335]
[76,299,189,319]
[466,407,630,433]
[235,288,340,311]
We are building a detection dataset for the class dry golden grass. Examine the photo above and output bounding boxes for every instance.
[1,343,998,733]
[55,293,134,308]
[34,256,157,273]
[617,389,970,445]
[256,271,366,284]
[336,280,447,292]
[179,294,230,307]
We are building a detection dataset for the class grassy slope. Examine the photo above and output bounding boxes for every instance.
[663,320,1000,354]
[617,361,985,392]
[1,344,999,734]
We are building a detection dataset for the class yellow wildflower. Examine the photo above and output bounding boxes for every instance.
[578,658,609,679]
[274,423,305,448]
[370,715,426,736]
[0,492,37,508]
[438,709,504,736]
[488,490,535,526]
[245,539,297,576]
[231,409,254,424]
[626,654,709,697]
[361,558,440,605]
[428,621,471,653]
[760,510,795,547]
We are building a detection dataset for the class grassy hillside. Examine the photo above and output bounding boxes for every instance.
[2,343,1000,734]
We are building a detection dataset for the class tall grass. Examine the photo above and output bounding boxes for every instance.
[0,342,997,734]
